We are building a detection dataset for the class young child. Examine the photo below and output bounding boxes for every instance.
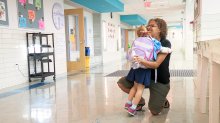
[126,26,171,69]
[125,25,171,116]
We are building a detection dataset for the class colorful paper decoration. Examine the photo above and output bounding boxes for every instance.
[17,0,44,29]
[28,10,35,21]
[0,0,9,26]
[35,0,41,9]
[38,18,44,29]
[19,16,27,27]
[0,1,6,21]
[19,0,26,5]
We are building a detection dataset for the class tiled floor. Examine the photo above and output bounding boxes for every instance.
[0,52,208,123]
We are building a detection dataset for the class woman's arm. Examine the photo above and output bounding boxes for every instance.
[134,53,168,69]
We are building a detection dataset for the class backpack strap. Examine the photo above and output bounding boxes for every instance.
[155,69,157,83]
[146,36,154,60]
[148,36,158,83]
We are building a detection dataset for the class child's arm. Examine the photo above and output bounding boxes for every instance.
[126,49,136,61]
[160,47,172,54]
[134,53,168,69]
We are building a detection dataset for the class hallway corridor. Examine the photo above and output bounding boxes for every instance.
[1,0,220,123]
[0,53,208,123]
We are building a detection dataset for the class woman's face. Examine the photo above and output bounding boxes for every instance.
[147,20,161,40]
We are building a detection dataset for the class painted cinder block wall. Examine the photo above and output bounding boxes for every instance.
[0,0,67,89]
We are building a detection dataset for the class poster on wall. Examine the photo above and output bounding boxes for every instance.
[0,0,9,26]
[17,0,44,29]
[107,22,115,40]
[52,3,64,30]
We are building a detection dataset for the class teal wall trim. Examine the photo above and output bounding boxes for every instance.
[120,14,146,26]
[168,25,183,29]
[71,0,124,13]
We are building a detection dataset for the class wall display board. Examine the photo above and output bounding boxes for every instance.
[0,0,9,26]
[17,0,44,29]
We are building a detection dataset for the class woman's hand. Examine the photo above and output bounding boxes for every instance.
[133,56,145,64]
[134,53,168,69]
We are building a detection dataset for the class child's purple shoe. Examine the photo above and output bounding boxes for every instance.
[124,103,132,110]
[127,107,137,116]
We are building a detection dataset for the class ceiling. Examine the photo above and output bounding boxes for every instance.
[65,0,186,26]
[119,0,186,26]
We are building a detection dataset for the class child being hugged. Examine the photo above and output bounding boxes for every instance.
[126,26,171,69]
[125,25,171,116]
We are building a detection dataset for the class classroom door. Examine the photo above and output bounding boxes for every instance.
[64,8,85,72]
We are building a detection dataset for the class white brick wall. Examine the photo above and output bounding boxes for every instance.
[196,0,220,41]
[200,13,220,41]
[0,0,67,89]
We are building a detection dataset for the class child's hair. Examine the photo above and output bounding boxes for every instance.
[137,25,148,37]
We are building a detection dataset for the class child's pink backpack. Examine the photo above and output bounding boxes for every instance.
[126,36,162,83]
[127,36,155,64]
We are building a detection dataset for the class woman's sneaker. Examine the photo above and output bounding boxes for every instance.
[124,103,132,110]
[136,102,145,111]
[136,98,145,111]
[127,107,137,116]
[163,100,170,108]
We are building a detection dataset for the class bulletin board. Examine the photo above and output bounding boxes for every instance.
[17,0,44,29]
[0,0,9,26]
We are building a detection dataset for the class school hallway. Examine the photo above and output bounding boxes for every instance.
[0,51,209,123]
[0,0,220,123]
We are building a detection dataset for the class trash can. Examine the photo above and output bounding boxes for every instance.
[85,47,90,68]
[85,47,90,56]
[85,56,90,68]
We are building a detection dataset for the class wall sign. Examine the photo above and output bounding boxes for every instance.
[107,22,116,40]
[17,0,44,29]
[52,3,64,30]
[194,0,200,19]
[0,0,9,26]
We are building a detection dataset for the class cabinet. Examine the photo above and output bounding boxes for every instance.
[26,32,56,82]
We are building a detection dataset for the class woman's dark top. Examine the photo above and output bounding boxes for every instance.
[151,38,171,84]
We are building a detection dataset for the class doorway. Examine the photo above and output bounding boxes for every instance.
[64,8,85,72]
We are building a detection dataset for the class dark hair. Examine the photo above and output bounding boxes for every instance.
[148,18,167,39]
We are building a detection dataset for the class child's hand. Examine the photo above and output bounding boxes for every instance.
[133,56,144,63]
[132,56,138,61]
